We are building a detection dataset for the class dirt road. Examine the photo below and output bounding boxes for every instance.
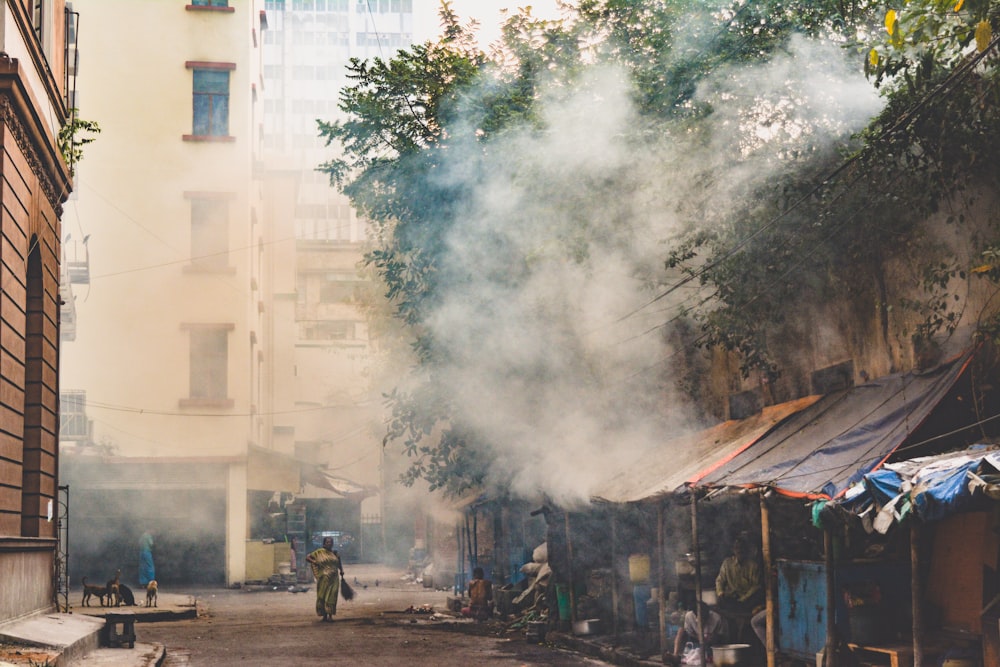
[140,564,615,666]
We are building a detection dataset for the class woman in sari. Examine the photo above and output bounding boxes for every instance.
[305,536,343,621]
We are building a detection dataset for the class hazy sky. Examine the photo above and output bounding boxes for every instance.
[413,0,565,45]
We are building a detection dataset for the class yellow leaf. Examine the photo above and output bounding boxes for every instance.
[869,48,879,67]
[953,0,964,11]
[976,20,992,52]
[885,9,897,35]
[971,264,994,274]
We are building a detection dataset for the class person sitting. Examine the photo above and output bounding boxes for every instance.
[715,534,764,642]
[465,566,493,622]
[669,601,726,666]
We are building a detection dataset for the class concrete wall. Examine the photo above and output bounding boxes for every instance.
[0,544,55,620]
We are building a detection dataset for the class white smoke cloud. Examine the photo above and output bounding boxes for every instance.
[414,37,883,506]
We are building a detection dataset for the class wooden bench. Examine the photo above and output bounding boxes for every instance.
[847,642,913,667]
[104,611,136,649]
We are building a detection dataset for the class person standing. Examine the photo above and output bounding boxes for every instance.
[138,531,155,587]
[305,536,343,622]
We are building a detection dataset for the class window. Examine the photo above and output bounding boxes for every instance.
[187,326,231,402]
[191,0,229,6]
[192,68,231,137]
[189,197,230,270]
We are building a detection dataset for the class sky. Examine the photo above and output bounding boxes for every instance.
[413,0,565,45]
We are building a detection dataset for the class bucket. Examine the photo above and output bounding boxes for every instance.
[629,554,651,584]
[277,562,291,575]
[555,583,571,621]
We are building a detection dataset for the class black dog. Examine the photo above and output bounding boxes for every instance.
[117,582,137,606]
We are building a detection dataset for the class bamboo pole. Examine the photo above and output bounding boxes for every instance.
[760,491,776,667]
[566,511,577,625]
[911,522,924,667]
[612,512,620,637]
[691,490,706,667]
[658,501,669,663]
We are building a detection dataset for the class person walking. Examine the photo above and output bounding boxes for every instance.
[305,536,343,622]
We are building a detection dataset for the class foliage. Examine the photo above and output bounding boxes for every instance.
[58,110,100,174]
[323,0,1000,492]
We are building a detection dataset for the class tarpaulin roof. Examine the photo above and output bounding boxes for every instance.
[831,446,1000,531]
[696,351,975,499]
[591,396,821,503]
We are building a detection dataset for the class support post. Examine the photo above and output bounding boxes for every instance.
[691,489,706,667]
[566,511,577,625]
[760,491,776,667]
[658,501,669,663]
[612,512,620,637]
[824,525,837,667]
[911,522,924,667]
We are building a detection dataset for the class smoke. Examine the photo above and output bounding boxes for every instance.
[409,37,882,506]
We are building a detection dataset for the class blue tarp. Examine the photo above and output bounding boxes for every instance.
[834,447,1000,528]
[696,352,974,499]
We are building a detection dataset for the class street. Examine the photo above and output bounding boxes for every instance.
[138,565,616,666]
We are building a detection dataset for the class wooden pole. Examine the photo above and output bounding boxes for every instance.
[911,522,924,667]
[658,501,669,663]
[760,491,776,667]
[566,511,577,625]
[824,526,837,667]
[691,490,706,667]
[612,512,620,637]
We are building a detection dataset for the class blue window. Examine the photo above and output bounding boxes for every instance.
[192,0,229,6]
[193,70,230,136]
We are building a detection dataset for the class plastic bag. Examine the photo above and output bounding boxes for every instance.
[681,642,703,666]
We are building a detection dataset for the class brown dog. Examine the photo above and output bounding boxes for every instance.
[106,569,122,607]
[145,580,158,607]
[81,576,109,607]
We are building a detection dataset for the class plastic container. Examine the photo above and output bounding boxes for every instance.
[555,583,571,621]
[633,584,652,628]
[629,554,651,584]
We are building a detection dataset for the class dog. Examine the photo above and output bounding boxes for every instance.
[117,582,137,606]
[145,580,158,608]
[81,576,110,607]
[106,569,122,607]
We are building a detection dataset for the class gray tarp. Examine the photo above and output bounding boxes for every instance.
[592,396,821,503]
[697,352,974,499]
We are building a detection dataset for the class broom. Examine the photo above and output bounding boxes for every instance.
[340,574,355,601]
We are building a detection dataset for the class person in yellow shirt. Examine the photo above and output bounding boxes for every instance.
[715,535,763,614]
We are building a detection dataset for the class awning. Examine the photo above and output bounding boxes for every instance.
[299,467,378,500]
[830,446,1000,532]
[696,351,975,499]
[591,396,821,503]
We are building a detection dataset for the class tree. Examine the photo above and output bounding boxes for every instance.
[322,0,1000,496]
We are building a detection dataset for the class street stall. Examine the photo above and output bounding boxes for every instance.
[827,447,1000,667]
[694,349,981,667]
[590,396,822,661]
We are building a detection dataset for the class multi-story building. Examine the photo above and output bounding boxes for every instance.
[59,0,297,586]
[259,0,415,561]
[0,0,75,621]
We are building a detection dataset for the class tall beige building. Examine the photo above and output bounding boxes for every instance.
[59,0,297,586]
[259,0,415,562]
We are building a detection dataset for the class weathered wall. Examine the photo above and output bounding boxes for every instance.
[0,546,54,621]
[699,186,1000,417]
